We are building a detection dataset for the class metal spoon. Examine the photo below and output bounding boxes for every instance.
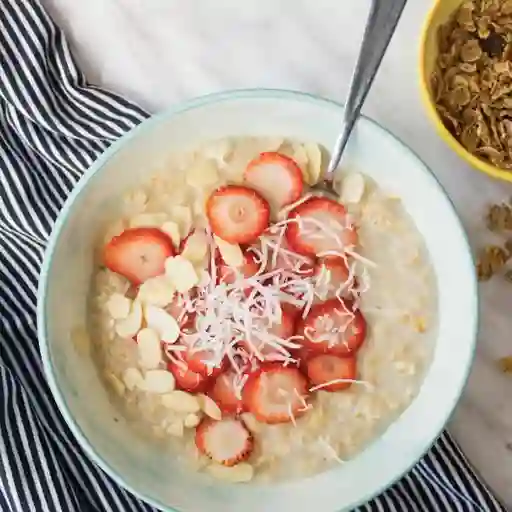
[313,0,408,199]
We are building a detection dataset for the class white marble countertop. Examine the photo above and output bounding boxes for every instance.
[43,0,512,507]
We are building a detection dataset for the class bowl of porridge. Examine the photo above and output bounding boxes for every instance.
[38,89,477,512]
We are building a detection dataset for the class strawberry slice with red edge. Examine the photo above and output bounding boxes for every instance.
[103,227,176,284]
[296,298,367,356]
[167,359,209,393]
[313,256,354,302]
[306,354,357,392]
[206,185,270,244]
[243,363,309,424]
[286,197,358,257]
[244,152,303,212]
[269,306,296,339]
[185,350,226,378]
[195,418,253,467]
[209,371,246,414]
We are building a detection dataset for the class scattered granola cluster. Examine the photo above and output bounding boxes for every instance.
[475,198,512,374]
[432,0,512,170]
[476,199,512,281]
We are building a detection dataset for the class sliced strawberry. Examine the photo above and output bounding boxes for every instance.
[280,302,302,324]
[269,306,296,339]
[186,350,226,378]
[313,257,353,302]
[244,152,303,212]
[296,298,367,356]
[166,360,209,393]
[306,354,357,391]
[286,197,358,257]
[209,371,246,414]
[217,251,261,285]
[195,418,253,466]
[206,185,270,244]
[103,227,175,285]
[243,363,309,424]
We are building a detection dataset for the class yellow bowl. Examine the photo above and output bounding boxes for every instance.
[419,0,512,182]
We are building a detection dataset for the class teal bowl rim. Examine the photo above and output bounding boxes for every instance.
[37,87,479,512]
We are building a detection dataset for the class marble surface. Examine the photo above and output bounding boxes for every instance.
[42,0,512,507]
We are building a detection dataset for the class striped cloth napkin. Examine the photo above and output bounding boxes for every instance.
[0,0,506,510]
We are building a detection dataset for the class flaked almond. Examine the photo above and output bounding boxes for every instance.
[198,394,222,420]
[137,328,162,369]
[115,300,143,338]
[167,419,185,437]
[160,221,181,246]
[340,173,365,204]
[206,462,254,483]
[142,370,176,394]
[303,142,323,185]
[105,372,126,396]
[169,205,192,238]
[214,236,244,267]
[122,367,144,391]
[165,255,199,292]
[162,390,200,413]
[106,293,132,319]
[137,275,175,307]
[144,304,180,343]
[181,231,209,263]
[184,413,201,428]
[240,412,260,433]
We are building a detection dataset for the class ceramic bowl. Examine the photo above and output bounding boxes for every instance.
[419,0,512,182]
[38,89,478,512]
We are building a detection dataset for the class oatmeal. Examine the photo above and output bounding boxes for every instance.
[89,137,437,483]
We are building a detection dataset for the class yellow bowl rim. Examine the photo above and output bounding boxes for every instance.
[418,0,512,183]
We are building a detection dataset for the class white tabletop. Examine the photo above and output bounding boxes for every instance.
[43,0,512,506]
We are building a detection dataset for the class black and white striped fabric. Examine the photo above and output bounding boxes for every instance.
[0,0,506,511]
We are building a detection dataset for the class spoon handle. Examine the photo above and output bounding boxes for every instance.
[325,0,408,182]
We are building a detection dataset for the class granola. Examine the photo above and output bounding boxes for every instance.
[432,0,512,169]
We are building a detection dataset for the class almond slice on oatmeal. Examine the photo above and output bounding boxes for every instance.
[340,173,365,204]
[167,419,185,437]
[105,372,126,396]
[115,300,143,338]
[181,230,209,263]
[303,142,323,185]
[198,394,222,421]
[164,255,199,292]
[122,367,144,391]
[184,413,202,428]
[144,304,180,343]
[169,205,193,238]
[160,221,181,246]
[142,370,176,394]
[206,462,254,483]
[214,236,244,267]
[137,275,176,307]
[137,328,162,369]
[162,390,201,413]
[106,292,132,319]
